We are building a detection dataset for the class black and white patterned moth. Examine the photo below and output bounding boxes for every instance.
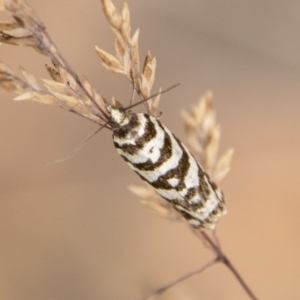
[107,104,227,230]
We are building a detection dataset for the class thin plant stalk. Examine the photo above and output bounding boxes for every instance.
[142,231,259,300]
[141,258,218,300]
[201,232,259,300]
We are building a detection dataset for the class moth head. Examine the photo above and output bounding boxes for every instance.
[106,101,130,128]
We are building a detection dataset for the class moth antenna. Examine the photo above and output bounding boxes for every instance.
[122,83,180,112]
[47,121,110,164]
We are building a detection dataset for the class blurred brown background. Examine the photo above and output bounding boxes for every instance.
[1,0,300,299]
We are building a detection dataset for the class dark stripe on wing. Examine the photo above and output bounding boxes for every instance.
[131,127,172,171]
[114,114,156,155]
[149,135,190,190]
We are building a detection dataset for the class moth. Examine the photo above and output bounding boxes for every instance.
[105,101,227,230]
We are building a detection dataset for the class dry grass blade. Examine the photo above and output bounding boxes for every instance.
[131,28,140,64]
[205,124,220,171]
[128,185,183,221]
[99,1,157,113]
[19,67,40,90]
[0,61,57,104]
[0,61,26,92]
[45,63,61,82]
[0,21,19,30]
[95,46,126,75]
[0,0,110,126]
[15,91,56,105]
[213,148,234,182]
[121,2,130,39]
[101,0,122,30]
[149,88,161,116]
[141,52,156,99]
[181,92,233,180]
